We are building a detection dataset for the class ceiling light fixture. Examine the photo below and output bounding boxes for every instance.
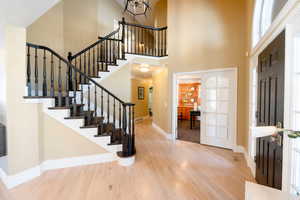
[124,0,150,16]
[140,64,150,72]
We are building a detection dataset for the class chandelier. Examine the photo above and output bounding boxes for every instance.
[124,0,150,16]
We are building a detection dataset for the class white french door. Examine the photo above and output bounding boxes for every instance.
[200,69,237,149]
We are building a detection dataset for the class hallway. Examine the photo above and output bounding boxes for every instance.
[0,120,254,200]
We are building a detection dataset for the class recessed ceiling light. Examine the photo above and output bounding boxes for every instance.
[140,67,150,73]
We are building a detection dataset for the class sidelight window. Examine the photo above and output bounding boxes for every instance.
[290,37,300,196]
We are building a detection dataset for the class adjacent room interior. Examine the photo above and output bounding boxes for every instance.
[176,76,202,143]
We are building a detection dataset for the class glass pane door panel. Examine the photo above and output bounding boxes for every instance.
[206,113,217,125]
[206,89,217,100]
[206,101,217,112]
[217,127,228,139]
[217,76,230,87]
[217,114,228,127]
[217,88,229,101]
[206,77,217,88]
[217,101,229,114]
[206,126,216,137]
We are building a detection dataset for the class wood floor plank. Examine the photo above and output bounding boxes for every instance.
[0,119,255,200]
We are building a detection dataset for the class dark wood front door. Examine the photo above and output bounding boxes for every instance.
[255,30,285,190]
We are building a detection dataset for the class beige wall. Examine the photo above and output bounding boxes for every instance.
[153,0,167,27]
[0,48,6,125]
[27,3,64,55]
[131,79,151,119]
[5,26,40,175]
[167,0,250,147]
[152,68,170,132]
[101,64,132,103]
[27,0,134,57]
[39,107,106,161]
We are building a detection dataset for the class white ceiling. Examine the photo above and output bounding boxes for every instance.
[131,63,164,79]
[114,0,161,25]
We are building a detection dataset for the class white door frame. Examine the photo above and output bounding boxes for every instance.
[172,67,238,150]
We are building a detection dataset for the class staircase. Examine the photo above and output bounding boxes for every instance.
[24,18,168,165]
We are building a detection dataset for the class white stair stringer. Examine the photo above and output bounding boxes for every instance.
[24,98,122,157]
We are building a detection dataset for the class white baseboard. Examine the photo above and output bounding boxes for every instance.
[234,145,256,177]
[152,122,172,140]
[0,153,116,189]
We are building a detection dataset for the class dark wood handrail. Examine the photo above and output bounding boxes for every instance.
[26,42,130,105]
[119,21,167,31]
[70,27,121,60]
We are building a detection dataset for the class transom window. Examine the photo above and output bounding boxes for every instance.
[252,0,275,47]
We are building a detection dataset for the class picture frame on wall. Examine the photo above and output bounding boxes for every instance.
[138,87,145,100]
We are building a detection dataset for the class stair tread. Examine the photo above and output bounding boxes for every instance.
[73,111,94,116]
[94,133,110,137]
[108,141,122,145]
[24,96,54,99]
[80,124,98,129]
[64,116,85,119]
[49,104,84,110]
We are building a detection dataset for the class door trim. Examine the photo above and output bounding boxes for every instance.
[172,67,238,150]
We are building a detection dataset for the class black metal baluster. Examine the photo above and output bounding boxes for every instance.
[97,44,100,73]
[94,87,97,117]
[58,59,62,107]
[113,36,116,65]
[75,58,78,91]
[158,30,161,57]
[113,98,116,128]
[143,28,145,55]
[88,84,90,111]
[79,55,82,83]
[132,106,135,154]
[80,82,83,105]
[93,48,95,77]
[50,53,54,97]
[128,106,132,154]
[42,50,47,96]
[145,28,148,55]
[152,29,154,56]
[88,50,91,76]
[65,63,70,106]
[121,25,125,60]
[134,27,137,54]
[164,29,167,56]
[107,94,110,123]
[131,26,133,54]
[105,40,108,70]
[73,68,77,116]
[161,30,163,56]
[27,46,32,96]
[101,89,104,117]
[34,47,38,96]
[119,102,122,129]
[101,42,104,71]
[123,105,127,133]
[84,52,87,83]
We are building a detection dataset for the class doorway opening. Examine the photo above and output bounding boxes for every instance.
[177,79,202,143]
[173,68,238,150]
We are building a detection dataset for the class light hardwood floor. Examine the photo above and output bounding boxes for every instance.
[0,120,255,200]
